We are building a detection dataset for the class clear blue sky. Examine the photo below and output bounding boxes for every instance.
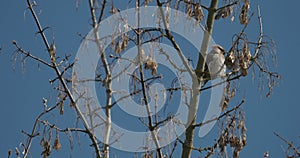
[0,0,299,157]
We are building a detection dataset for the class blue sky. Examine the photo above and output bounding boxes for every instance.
[0,0,299,157]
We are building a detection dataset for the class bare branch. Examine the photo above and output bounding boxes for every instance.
[194,99,245,127]
[156,0,197,79]
[22,104,58,158]
[137,0,163,157]
[98,0,107,23]
[274,132,300,157]
[12,41,53,68]
[216,1,238,12]
[88,0,113,157]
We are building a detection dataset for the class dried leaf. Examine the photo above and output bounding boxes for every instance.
[8,150,12,157]
[54,135,61,151]
[145,60,158,76]
[115,42,121,54]
[240,68,248,76]
[222,97,229,111]
[231,15,235,22]
[233,148,240,158]
[42,97,47,109]
[216,6,233,20]
[41,140,51,157]
[15,147,20,157]
[194,4,204,21]
[110,5,118,14]
[186,5,193,18]
[230,89,236,98]
[69,101,75,108]
[242,134,247,146]
[121,34,129,51]
[239,2,250,25]
[243,43,251,62]
[59,101,64,115]
[49,43,56,63]
[225,51,236,70]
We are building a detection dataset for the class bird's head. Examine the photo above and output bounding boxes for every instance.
[211,45,225,55]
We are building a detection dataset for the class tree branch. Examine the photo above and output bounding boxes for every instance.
[22,104,58,158]
[24,1,102,157]
[182,1,219,158]
[274,132,300,157]
[194,99,245,127]
[12,41,53,68]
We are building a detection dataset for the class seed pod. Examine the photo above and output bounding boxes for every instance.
[120,34,129,51]
[186,4,193,18]
[54,135,62,151]
[239,2,250,25]
[115,42,121,54]
[240,68,248,76]
[225,51,236,70]
[215,6,233,20]
[145,60,158,76]
[194,4,204,21]
[49,43,56,63]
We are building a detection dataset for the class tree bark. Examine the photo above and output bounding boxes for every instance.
[181,1,219,158]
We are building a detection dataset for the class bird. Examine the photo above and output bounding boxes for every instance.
[200,45,226,86]
[206,45,226,80]
[203,45,227,110]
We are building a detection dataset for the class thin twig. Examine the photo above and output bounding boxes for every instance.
[194,99,245,127]
[23,104,58,158]
[200,74,242,92]
[274,132,300,156]
[252,5,263,59]
[41,120,88,134]
[156,0,196,79]
[229,12,254,53]
[137,0,163,157]
[13,41,53,68]
[88,1,112,157]
[216,1,238,11]
[180,0,209,10]
[98,0,107,23]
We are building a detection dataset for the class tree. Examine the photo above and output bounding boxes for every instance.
[9,0,280,158]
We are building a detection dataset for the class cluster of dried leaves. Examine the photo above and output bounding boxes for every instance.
[145,59,158,76]
[215,3,234,20]
[204,110,247,158]
[239,0,250,25]
[186,3,204,22]
[215,0,250,25]
[40,130,62,158]
[114,33,129,54]
[225,41,251,77]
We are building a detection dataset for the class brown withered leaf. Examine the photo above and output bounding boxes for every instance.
[240,68,248,76]
[53,135,62,151]
[216,6,233,20]
[115,42,121,54]
[41,139,51,157]
[121,34,129,51]
[145,60,158,76]
[49,43,56,63]
[225,51,236,70]
[239,2,250,25]
[59,101,64,115]
[194,4,204,21]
